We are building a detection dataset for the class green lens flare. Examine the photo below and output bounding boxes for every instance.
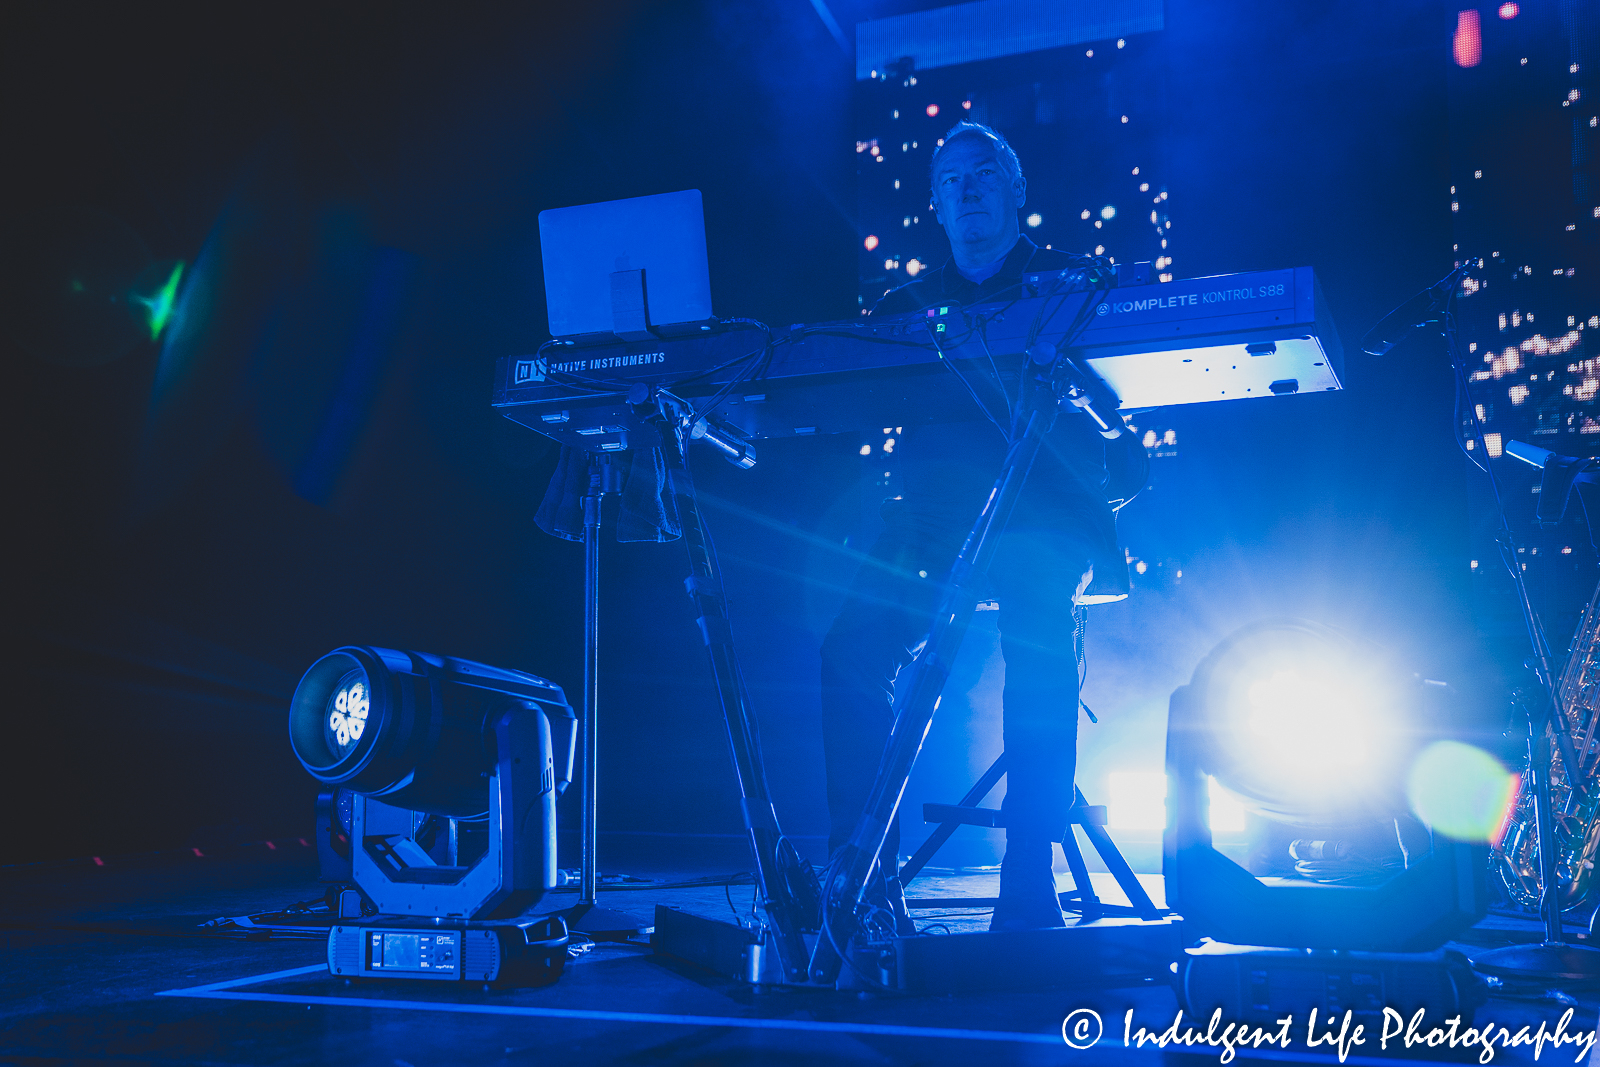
[1406,740,1517,842]
[133,261,184,339]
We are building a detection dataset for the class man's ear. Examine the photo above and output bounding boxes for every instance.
[1014,175,1027,209]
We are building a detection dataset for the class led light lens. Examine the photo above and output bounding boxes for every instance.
[323,669,370,757]
[1192,621,1410,821]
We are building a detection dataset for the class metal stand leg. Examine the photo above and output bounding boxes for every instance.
[646,404,815,982]
[581,477,599,904]
[1450,329,1600,980]
[564,454,639,939]
[1057,826,1101,920]
[1073,786,1163,920]
[809,347,1077,985]
[899,753,1007,882]
[1475,722,1600,980]
[901,759,1162,921]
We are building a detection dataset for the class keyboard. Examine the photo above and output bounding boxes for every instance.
[493,266,1344,451]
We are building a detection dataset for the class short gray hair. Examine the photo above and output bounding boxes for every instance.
[928,122,1023,196]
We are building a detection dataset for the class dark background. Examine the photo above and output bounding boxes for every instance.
[5,0,1558,866]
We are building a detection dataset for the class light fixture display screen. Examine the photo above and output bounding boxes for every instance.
[368,930,458,972]
[324,669,370,756]
[382,932,421,969]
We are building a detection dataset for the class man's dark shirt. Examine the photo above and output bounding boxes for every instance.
[870,235,1146,600]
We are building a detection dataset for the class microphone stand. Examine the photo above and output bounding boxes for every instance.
[1469,433,1600,979]
[1385,282,1600,980]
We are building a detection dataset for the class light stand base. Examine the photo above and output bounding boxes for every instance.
[1472,941,1600,982]
[562,901,642,940]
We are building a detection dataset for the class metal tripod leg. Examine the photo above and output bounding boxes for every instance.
[1057,823,1102,920]
[899,753,1008,882]
[1073,785,1163,920]
[648,406,815,983]
[901,757,1161,921]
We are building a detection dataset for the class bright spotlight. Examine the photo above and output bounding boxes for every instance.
[1165,619,1486,952]
[1100,205,1116,220]
[1181,621,1406,822]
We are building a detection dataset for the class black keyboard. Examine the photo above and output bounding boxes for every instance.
[493,266,1343,451]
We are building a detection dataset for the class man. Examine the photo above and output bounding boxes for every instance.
[819,122,1148,931]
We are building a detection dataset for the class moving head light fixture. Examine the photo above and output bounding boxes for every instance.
[1165,619,1489,953]
[289,647,577,985]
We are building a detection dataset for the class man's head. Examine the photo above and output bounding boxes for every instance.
[928,123,1026,262]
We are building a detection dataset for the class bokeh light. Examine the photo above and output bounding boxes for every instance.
[1453,10,1482,68]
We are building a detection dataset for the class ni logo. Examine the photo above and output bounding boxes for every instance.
[1095,303,1110,316]
[514,359,548,384]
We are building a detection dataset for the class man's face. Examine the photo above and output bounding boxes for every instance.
[930,135,1026,250]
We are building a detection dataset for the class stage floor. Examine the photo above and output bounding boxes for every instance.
[3,836,1597,1066]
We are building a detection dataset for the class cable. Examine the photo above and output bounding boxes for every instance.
[725,871,748,920]
[1447,294,1559,675]
[546,872,754,893]
[688,321,775,423]
[1073,602,1099,724]
[971,318,1011,424]
[819,902,893,992]
[925,318,1009,436]
[1449,308,1493,476]
[813,848,899,991]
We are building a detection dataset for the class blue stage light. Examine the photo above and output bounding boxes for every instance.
[290,646,575,818]
[290,647,578,983]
